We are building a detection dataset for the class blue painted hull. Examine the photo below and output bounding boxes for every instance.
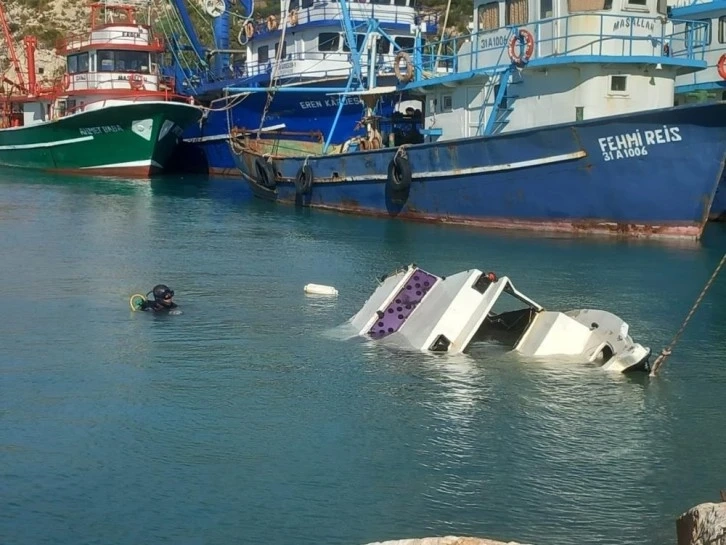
[174,76,409,175]
[230,102,726,240]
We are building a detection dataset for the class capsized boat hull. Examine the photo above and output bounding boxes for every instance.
[346,264,651,373]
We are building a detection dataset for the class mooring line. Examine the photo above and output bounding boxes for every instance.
[650,252,726,376]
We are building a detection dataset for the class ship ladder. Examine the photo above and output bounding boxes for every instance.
[479,67,519,136]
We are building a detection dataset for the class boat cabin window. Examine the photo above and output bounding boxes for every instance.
[319,32,340,52]
[394,0,409,5]
[478,2,500,31]
[540,0,553,18]
[301,0,313,8]
[505,0,528,25]
[67,52,89,74]
[698,18,712,44]
[97,50,150,73]
[342,33,367,52]
[377,36,391,54]
[275,41,287,58]
[568,0,611,11]
[258,45,269,63]
[719,16,726,42]
[610,75,627,92]
[289,0,299,9]
[626,0,646,6]
[395,36,415,51]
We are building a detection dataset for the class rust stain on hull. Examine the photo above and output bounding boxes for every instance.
[270,197,703,241]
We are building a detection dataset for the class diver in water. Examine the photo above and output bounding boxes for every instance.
[140,284,178,312]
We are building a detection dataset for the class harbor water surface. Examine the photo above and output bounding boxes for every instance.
[1,170,725,545]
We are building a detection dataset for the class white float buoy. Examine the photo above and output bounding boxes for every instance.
[304,283,339,296]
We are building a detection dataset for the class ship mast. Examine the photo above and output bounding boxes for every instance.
[0,0,27,93]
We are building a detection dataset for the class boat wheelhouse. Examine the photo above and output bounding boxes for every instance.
[164,0,439,174]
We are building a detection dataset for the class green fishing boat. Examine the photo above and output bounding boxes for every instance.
[0,0,202,177]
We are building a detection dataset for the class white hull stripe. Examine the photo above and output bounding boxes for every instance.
[185,124,287,144]
[79,159,163,169]
[0,135,94,150]
[337,150,588,182]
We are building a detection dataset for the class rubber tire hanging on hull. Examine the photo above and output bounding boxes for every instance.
[295,164,314,195]
[387,154,412,192]
[254,157,277,189]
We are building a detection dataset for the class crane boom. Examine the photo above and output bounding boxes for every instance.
[0,0,26,93]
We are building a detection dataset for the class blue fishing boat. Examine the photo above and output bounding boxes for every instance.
[160,0,438,174]
[226,0,726,240]
[668,0,726,221]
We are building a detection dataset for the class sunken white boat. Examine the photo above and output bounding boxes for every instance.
[347,264,651,373]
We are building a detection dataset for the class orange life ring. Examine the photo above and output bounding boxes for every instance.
[245,21,254,39]
[267,15,278,31]
[508,28,535,65]
[129,73,144,90]
[394,51,414,82]
[62,73,70,90]
[718,54,726,80]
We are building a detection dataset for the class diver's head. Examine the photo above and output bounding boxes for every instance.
[152,284,175,306]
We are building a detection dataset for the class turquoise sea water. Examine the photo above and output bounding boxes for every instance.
[1,170,725,545]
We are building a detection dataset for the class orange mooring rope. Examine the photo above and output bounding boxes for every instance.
[650,252,726,376]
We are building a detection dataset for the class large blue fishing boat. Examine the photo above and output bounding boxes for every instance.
[668,0,726,220]
[161,0,438,174]
[227,0,726,240]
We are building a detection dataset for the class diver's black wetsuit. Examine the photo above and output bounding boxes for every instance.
[141,300,178,312]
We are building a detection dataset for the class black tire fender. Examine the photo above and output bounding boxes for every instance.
[295,164,313,195]
[254,156,276,189]
[387,153,412,192]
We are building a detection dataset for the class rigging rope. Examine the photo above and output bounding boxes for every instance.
[256,0,291,135]
[649,252,726,376]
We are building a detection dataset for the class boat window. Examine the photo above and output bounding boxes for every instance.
[319,32,340,52]
[568,0,611,12]
[540,0,553,18]
[720,16,726,43]
[506,0,528,25]
[258,45,269,63]
[275,41,287,58]
[97,50,150,73]
[478,2,499,31]
[699,18,712,44]
[442,95,453,111]
[610,75,627,92]
[377,35,391,54]
[626,0,646,6]
[67,55,77,74]
[78,53,89,72]
[301,0,313,8]
[395,36,415,51]
[289,0,299,8]
[394,0,408,5]
[342,33,367,52]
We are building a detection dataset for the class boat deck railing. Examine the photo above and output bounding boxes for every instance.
[246,0,419,41]
[57,29,164,55]
[404,13,709,78]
